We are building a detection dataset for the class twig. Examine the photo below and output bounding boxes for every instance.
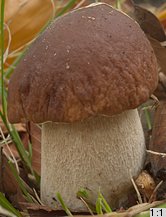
[147,150,166,157]
[74,0,86,9]
[129,200,166,216]
[151,94,159,103]
[0,136,3,192]
[73,200,166,217]
[33,188,44,206]
[50,0,56,19]
[130,176,143,204]
[150,94,159,109]
[149,181,163,203]
[0,127,20,173]
[79,197,94,216]
[161,41,166,47]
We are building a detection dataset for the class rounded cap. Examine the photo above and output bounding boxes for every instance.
[7,3,158,123]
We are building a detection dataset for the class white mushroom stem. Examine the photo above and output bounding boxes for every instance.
[41,109,145,211]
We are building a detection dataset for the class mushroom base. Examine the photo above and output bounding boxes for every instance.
[41,109,145,211]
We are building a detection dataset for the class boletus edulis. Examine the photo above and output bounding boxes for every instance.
[7,3,158,211]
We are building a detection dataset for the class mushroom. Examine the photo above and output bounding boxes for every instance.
[7,3,158,211]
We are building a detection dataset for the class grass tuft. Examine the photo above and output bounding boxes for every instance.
[96,192,112,213]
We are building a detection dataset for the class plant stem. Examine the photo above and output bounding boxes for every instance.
[1,0,6,118]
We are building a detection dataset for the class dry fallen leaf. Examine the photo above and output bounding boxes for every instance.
[21,203,66,217]
[132,5,166,42]
[4,0,54,53]
[4,0,81,68]
[3,131,29,158]
[135,170,156,202]
[21,202,92,217]
[0,119,26,135]
[148,36,166,75]
[149,101,166,178]
[157,6,166,29]
[0,104,26,135]
[24,200,166,217]
[1,155,26,209]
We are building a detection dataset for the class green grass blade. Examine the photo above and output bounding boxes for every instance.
[77,188,96,213]
[144,108,152,130]
[4,49,27,79]
[116,0,121,9]
[96,197,103,214]
[77,188,89,199]
[0,111,8,127]
[0,0,37,180]
[28,141,33,164]
[56,192,73,216]
[98,193,112,213]
[56,0,77,17]
[1,0,36,184]
[0,0,7,118]
[8,161,33,203]
[0,110,37,183]
[0,83,7,98]
[0,0,39,185]
[0,192,22,217]
[9,126,33,172]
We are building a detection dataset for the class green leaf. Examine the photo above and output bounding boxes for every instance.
[8,161,33,203]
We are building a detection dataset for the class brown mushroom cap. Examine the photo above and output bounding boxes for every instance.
[7,3,158,123]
